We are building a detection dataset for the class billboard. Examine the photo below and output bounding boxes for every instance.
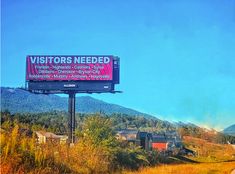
[26,55,114,81]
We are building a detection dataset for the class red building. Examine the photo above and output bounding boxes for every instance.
[152,134,168,151]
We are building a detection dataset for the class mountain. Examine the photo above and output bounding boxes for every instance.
[174,121,199,128]
[223,124,235,136]
[0,87,155,118]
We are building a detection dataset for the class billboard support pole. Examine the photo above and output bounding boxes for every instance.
[68,92,76,145]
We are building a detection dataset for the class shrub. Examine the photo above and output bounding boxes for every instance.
[0,124,71,174]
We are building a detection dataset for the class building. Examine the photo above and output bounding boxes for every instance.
[35,131,68,144]
[116,130,182,153]
[116,130,152,150]
[116,129,140,146]
[139,132,152,151]
[152,134,168,151]
[165,131,183,149]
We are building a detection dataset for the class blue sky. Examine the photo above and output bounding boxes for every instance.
[1,0,235,130]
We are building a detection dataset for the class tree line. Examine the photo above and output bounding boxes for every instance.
[1,110,176,134]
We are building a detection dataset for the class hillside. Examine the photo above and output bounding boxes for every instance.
[0,87,155,118]
[223,124,235,136]
[183,136,235,162]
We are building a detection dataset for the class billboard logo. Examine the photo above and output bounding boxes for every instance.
[64,84,76,88]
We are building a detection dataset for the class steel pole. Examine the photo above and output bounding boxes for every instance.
[68,92,76,144]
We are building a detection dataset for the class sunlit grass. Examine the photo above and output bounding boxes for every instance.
[125,136,235,174]
[183,136,235,162]
[0,124,71,174]
[125,162,235,174]
[1,123,235,174]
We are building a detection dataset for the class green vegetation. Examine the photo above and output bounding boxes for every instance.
[1,111,176,135]
[1,124,72,174]
[2,110,234,144]
[1,111,235,173]
[1,113,161,173]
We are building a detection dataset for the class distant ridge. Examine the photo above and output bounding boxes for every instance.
[0,87,156,119]
[223,124,235,136]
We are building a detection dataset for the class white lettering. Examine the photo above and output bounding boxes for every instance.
[60,56,66,63]
[48,56,54,63]
[30,56,36,63]
[67,57,72,63]
[74,57,79,63]
[39,57,45,64]
[92,57,98,63]
[104,57,110,63]
[86,57,91,63]
[54,57,60,64]
[81,57,86,63]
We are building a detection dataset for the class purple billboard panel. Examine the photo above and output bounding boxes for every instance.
[26,56,113,81]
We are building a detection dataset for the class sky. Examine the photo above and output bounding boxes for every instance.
[1,0,235,130]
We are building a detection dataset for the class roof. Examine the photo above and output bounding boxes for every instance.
[152,134,167,143]
[139,132,153,139]
[139,132,147,138]
[166,137,176,142]
[116,129,139,141]
[35,131,68,139]
[117,129,139,134]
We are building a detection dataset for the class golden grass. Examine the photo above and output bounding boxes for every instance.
[126,136,235,174]
[125,162,235,174]
[183,136,235,162]
[1,125,235,174]
[0,125,72,174]
[0,125,115,174]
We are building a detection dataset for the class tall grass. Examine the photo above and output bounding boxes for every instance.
[125,162,235,174]
[183,136,235,162]
[1,123,234,174]
[0,124,118,173]
[0,124,71,174]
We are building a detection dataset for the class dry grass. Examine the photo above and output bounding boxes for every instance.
[183,136,235,162]
[125,162,235,174]
[0,125,72,174]
[0,125,115,174]
[1,125,235,174]
[125,136,235,174]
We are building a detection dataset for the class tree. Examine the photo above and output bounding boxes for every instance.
[81,114,118,148]
[73,114,119,173]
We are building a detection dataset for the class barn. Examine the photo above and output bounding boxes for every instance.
[152,134,168,151]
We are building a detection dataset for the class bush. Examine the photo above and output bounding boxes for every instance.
[0,124,72,174]
[115,143,149,170]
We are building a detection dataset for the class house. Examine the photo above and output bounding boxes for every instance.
[152,134,168,151]
[116,129,140,146]
[139,132,152,151]
[116,130,182,153]
[35,131,68,144]
[116,130,154,150]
